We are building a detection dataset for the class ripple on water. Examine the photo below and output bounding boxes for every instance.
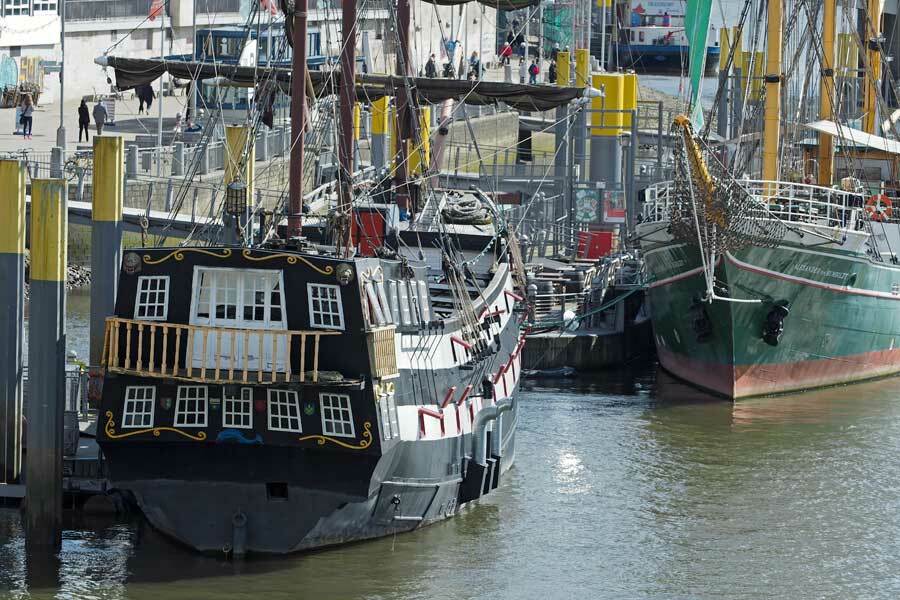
[4,364,900,599]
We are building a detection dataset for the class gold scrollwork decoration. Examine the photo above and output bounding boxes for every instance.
[143,248,233,265]
[298,421,372,450]
[241,249,335,275]
[104,411,207,442]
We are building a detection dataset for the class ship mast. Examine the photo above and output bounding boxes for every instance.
[338,0,357,254]
[862,0,882,134]
[817,0,836,185]
[761,0,783,190]
[394,0,413,217]
[288,1,309,238]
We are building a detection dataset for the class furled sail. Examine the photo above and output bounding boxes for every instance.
[95,55,588,111]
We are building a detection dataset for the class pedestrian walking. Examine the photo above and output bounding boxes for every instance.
[500,42,513,66]
[93,100,108,136]
[19,94,34,139]
[519,59,527,84]
[528,60,539,84]
[137,84,155,114]
[548,60,557,84]
[77,99,90,142]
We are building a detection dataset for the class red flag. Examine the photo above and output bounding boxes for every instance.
[149,0,163,21]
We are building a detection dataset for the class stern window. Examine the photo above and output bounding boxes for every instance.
[135,276,170,320]
[307,283,344,330]
[174,385,208,427]
[122,386,156,428]
[267,389,302,432]
[223,387,253,429]
[320,393,355,438]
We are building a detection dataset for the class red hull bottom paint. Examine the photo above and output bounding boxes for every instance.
[657,345,900,399]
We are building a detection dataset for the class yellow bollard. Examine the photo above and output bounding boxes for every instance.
[557,51,570,87]
[0,159,25,484]
[575,49,590,88]
[371,97,389,135]
[93,136,123,223]
[592,73,624,136]
[0,160,25,256]
[25,177,68,548]
[30,179,67,283]
[224,125,255,203]
[91,136,124,366]
[622,73,638,128]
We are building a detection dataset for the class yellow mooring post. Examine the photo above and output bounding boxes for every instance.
[0,160,25,485]
[224,124,256,201]
[90,136,123,368]
[25,178,67,549]
[761,0,783,192]
[408,106,432,178]
[574,49,590,176]
[556,51,571,87]
[818,0,837,185]
[555,51,572,182]
[224,125,255,244]
[370,97,389,171]
[575,49,590,88]
[590,73,626,221]
[389,105,399,177]
[863,0,882,134]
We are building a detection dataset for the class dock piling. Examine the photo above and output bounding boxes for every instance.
[50,147,63,179]
[90,136,123,368]
[25,177,68,549]
[0,160,26,484]
[125,144,138,180]
[173,142,185,177]
[370,97,388,171]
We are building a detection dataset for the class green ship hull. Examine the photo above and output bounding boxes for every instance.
[641,236,900,398]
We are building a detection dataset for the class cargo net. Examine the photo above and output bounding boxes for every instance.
[669,141,787,254]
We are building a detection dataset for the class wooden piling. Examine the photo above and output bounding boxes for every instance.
[0,160,26,484]
[90,136,123,368]
[25,178,67,549]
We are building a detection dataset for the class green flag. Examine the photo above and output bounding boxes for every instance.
[684,0,713,129]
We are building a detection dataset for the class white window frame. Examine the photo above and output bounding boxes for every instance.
[174,385,208,427]
[134,275,170,321]
[320,393,355,438]
[189,267,287,329]
[33,0,56,12]
[223,387,253,429]
[307,283,345,331]
[122,386,156,429]
[267,389,302,433]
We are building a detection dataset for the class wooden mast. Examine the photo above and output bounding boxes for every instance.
[338,0,357,254]
[817,0,836,185]
[863,0,882,134]
[394,0,412,218]
[288,1,309,238]
[761,0,783,190]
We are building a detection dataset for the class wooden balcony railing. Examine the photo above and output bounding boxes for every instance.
[102,317,340,384]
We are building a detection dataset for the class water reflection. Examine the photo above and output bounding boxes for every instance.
[4,361,900,598]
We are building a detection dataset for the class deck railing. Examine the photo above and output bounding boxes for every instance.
[102,317,340,384]
[642,179,866,230]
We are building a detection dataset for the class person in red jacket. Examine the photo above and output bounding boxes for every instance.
[500,42,513,65]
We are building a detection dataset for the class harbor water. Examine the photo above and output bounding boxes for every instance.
[4,288,900,598]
